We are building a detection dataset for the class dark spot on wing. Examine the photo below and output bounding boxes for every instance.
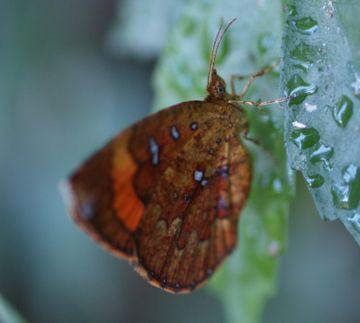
[208,148,215,155]
[217,165,229,177]
[217,196,228,210]
[184,193,191,203]
[80,200,95,220]
[172,191,179,201]
[190,122,198,131]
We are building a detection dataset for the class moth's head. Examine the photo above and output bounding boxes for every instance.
[206,18,236,101]
[207,68,227,100]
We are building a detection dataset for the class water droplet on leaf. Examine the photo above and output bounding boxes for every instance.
[287,74,317,105]
[288,5,297,17]
[310,144,334,164]
[290,127,320,149]
[292,121,307,129]
[332,95,353,128]
[305,174,324,188]
[291,17,318,35]
[331,164,360,209]
[272,178,283,193]
[350,73,360,97]
[348,213,360,233]
[290,42,315,71]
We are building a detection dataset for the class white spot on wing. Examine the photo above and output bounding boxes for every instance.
[170,125,180,140]
[194,170,204,182]
[149,137,160,166]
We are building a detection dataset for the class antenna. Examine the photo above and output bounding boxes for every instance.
[207,18,237,87]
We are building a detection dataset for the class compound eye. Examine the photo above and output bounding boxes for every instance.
[217,86,225,95]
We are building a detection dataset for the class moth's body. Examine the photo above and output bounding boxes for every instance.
[63,19,286,293]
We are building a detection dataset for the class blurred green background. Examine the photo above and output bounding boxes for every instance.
[1,1,360,322]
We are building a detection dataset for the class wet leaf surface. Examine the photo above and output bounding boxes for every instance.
[281,0,360,243]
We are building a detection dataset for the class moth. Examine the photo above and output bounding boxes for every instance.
[62,18,287,293]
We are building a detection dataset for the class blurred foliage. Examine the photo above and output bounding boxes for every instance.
[151,1,292,323]
[0,294,27,323]
[281,0,360,244]
[107,0,187,59]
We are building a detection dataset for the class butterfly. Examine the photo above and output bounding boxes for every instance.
[62,18,287,293]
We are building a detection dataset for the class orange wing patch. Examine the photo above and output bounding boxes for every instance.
[112,130,144,232]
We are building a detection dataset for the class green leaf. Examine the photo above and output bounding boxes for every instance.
[152,1,292,322]
[0,294,27,323]
[281,0,360,243]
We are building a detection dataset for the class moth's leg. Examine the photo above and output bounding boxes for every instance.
[230,74,247,96]
[230,62,278,98]
[234,106,276,160]
[233,105,261,145]
[230,97,288,108]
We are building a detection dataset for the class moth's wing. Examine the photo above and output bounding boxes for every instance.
[63,100,251,292]
[133,102,251,293]
[63,101,211,259]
